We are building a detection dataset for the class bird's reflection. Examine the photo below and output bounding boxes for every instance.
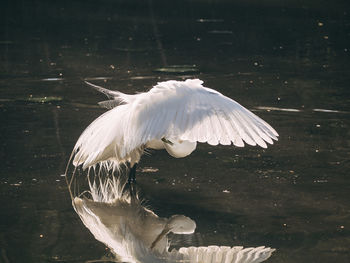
[72,175,275,263]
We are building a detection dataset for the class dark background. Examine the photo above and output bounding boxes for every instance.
[1,0,350,262]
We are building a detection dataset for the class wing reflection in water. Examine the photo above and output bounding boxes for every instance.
[71,175,275,263]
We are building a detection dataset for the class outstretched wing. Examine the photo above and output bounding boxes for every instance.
[174,246,275,263]
[124,79,278,155]
[73,79,278,169]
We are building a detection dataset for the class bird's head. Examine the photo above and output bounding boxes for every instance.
[167,215,196,234]
[150,214,196,250]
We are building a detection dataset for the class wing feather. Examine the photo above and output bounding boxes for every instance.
[223,102,256,147]
[135,80,278,151]
[235,110,267,148]
[174,99,188,137]
[210,96,233,145]
[219,101,245,147]
[181,91,199,141]
[194,93,212,143]
[188,94,201,141]
[200,92,218,145]
[218,113,234,145]
[243,107,278,139]
[203,93,220,145]
[127,79,278,151]
[210,95,227,145]
[244,114,274,145]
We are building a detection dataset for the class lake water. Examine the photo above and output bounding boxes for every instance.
[1,0,350,262]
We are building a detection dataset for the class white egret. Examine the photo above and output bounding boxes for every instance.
[73,176,196,259]
[72,79,278,185]
[73,175,275,263]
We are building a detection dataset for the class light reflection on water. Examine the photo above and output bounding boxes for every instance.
[69,173,275,263]
[1,0,350,262]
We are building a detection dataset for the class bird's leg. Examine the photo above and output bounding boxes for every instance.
[128,163,137,198]
[128,163,137,183]
[150,226,170,249]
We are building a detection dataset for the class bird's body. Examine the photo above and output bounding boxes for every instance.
[72,79,278,172]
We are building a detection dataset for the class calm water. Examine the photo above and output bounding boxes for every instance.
[1,0,350,262]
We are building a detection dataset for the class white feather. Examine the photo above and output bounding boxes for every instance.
[73,79,278,169]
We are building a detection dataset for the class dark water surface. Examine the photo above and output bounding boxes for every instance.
[1,0,350,262]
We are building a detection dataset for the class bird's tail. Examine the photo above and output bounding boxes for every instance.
[84,81,134,109]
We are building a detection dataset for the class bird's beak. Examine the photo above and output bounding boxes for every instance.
[161,138,174,146]
[150,227,170,250]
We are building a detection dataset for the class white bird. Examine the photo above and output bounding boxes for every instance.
[74,177,196,260]
[72,79,278,183]
[73,175,275,263]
